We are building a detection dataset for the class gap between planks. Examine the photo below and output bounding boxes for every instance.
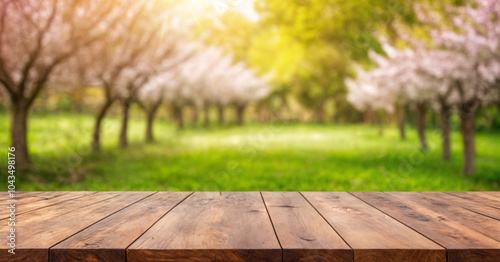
[347,191,447,251]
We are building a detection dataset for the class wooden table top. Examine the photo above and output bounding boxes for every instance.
[1,191,499,262]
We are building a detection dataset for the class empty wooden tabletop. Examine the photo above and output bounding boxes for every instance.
[1,191,499,262]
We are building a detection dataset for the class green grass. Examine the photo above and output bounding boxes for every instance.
[0,112,499,191]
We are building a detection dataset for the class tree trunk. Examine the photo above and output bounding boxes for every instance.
[396,105,406,140]
[235,104,246,125]
[377,110,384,136]
[192,107,199,125]
[92,99,114,152]
[217,105,225,125]
[203,105,210,127]
[415,102,428,151]
[460,109,476,175]
[316,100,325,124]
[172,105,184,130]
[119,99,131,148]
[439,102,451,161]
[363,110,372,124]
[10,100,31,166]
[145,111,155,143]
[145,101,161,143]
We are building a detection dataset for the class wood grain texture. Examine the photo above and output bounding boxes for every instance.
[0,191,60,200]
[470,192,500,207]
[0,191,52,201]
[446,192,500,211]
[302,192,445,262]
[3,191,499,262]
[127,192,281,262]
[0,191,70,206]
[385,192,500,242]
[50,192,191,262]
[262,192,352,262]
[0,191,95,219]
[352,192,500,262]
[0,191,153,262]
[417,192,500,221]
[1,191,68,218]
[479,191,500,197]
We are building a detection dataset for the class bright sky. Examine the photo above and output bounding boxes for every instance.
[208,0,259,21]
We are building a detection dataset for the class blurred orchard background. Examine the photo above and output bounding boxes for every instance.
[0,0,499,191]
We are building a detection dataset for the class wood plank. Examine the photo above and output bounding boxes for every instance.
[50,192,191,262]
[427,192,500,220]
[262,192,352,262]
[0,191,35,201]
[479,191,500,197]
[0,191,95,219]
[384,192,500,241]
[458,192,500,207]
[447,192,500,210]
[0,191,71,219]
[0,191,153,262]
[0,191,68,202]
[127,192,281,262]
[0,191,66,205]
[352,192,500,262]
[7,192,120,221]
[302,192,444,262]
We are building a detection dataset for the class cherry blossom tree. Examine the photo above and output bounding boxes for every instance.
[425,0,500,174]
[138,71,179,142]
[81,0,187,150]
[348,0,500,174]
[116,66,153,148]
[0,0,125,166]
[165,46,270,128]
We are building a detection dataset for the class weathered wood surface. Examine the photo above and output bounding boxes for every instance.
[128,192,282,262]
[352,192,500,262]
[302,192,445,262]
[446,192,500,212]
[0,192,153,262]
[51,192,191,262]
[262,192,352,262]
[1,191,499,262]
[0,191,95,219]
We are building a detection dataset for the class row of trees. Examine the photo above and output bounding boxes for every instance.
[138,46,269,139]
[0,0,269,167]
[346,0,500,175]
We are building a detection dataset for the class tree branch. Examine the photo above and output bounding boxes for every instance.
[18,0,59,95]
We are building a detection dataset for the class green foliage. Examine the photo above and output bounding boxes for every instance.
[247,29,304,83]
[1,113,498,191]
[255,0,419,60]
[292,43,350,121]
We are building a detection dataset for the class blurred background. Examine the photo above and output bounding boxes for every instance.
[0,0,499,191]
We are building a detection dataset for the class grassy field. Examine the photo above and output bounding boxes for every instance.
[0,112,499,191]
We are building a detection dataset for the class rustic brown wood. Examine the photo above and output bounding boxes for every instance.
[426,192,500,220]
[0,191,37,201]
[2,191,500,262]
[1,191,95,219]
[385,192,500,241]
[127,192,282,262]
[0,192,153,262]
[50,192,191,262]
[447,192,500,209]
[0,191,68,213]
[352,192,500,262]
[262,192,352,262]
[302,192,445,262]
[0,191,68,203]
[447,192,500,208]
[479,191,500,197]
